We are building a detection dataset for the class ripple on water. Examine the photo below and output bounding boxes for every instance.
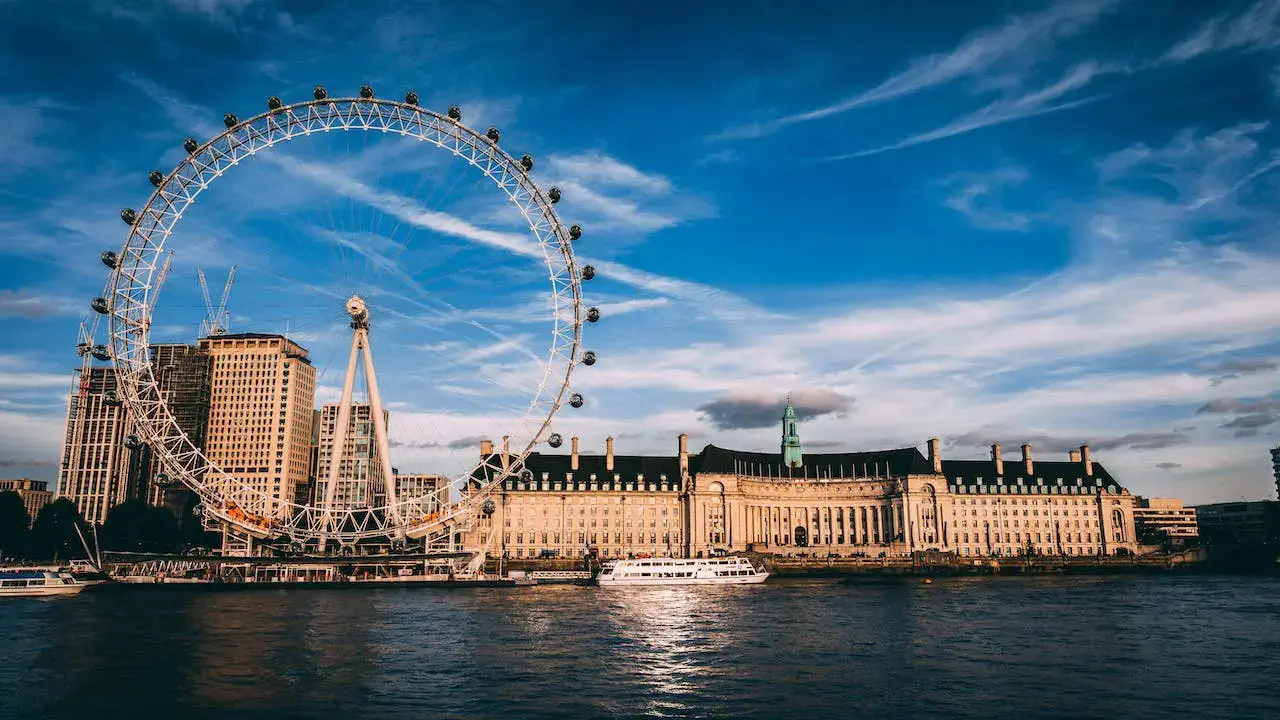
[1,576,1279,719]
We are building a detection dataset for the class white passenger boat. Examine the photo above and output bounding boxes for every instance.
[597,557,769,586]
[0,569,87,597]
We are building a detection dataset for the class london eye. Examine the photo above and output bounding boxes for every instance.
[82,86,601,548]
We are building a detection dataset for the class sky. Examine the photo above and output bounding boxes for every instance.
[1,0,1279,504]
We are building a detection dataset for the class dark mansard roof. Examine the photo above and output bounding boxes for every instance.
[471,451,681,491]
[693,444,935,479]
[939,458,1124,495]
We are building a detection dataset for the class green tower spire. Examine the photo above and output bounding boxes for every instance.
[781,395,803,468]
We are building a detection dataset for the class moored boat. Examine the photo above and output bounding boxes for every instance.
[0,569,87,597]
[597,556,769,586]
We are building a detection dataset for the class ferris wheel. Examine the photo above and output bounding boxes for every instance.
[86,85,601,546]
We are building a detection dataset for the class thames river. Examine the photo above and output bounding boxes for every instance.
[2,575,1278,719]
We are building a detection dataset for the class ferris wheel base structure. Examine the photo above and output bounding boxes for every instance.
[88,86,605,549]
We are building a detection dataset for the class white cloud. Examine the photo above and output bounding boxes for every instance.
[1161,0,1280,64]
[824,62,1111,160]
[716,0,1117,139]
[941,166,1032,231]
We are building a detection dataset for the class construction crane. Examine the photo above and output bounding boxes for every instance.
[197,266,237,338]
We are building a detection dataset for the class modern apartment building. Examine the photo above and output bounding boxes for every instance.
[199,333,315,520]
[1132,497,1198,546]
[314,403,389,511]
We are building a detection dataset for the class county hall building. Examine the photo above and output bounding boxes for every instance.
[466,402,1138,559]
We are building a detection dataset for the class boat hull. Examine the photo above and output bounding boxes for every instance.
[599,572,769,587]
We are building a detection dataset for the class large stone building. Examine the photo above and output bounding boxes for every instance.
[200,333,315,520]
[56,366,137,525]
[0,478,53,524]
[466,402,1138,559]
[314,403,388,510]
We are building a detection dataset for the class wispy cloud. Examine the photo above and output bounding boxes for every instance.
[822,62,1111,160]
[545,151,712,234]
[941,166,1033,231]
[715,0,1117,140]
[1161,0,1280,64]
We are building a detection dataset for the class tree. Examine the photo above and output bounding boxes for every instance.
[28,499,90,561]
[0,491,31,560]
[101,499,182,553]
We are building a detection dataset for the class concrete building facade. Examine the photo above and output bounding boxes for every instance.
[1272,444,1279,500]
[199,333,315,520]
[1194,500,1280,546]
[0,478,53,524]
[1132,497,1199,545]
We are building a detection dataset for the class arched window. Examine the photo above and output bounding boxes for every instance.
[1111,508,1125,542]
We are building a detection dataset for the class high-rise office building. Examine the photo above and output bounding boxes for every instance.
[146,344,212,516]
[56,367,136,525]
[314,403,389,510]
[200,333,315,520]
[1272,444,1279,500]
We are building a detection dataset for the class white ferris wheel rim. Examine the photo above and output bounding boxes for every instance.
[98,90,588,544]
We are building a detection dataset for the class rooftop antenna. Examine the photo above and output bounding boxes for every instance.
[197,266,237,337]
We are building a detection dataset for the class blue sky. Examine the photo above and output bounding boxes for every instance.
[2,0,1280,502]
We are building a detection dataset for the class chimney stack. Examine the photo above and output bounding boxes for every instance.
[501,435,510,472]
[991,442,1004,476]
[1080,444,1093,477]
[571,436,580,470]
[1069,449,1081,463]
[678,433,689,477]
[606,436,614,472]
[1021,443,1033,475]
[480,438,494,457]
[928,437,942,474]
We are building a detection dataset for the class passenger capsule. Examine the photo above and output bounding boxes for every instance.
[124,435,141,449]
[76,343,90,357]
[155,473,171,487]
[548,186,561,204]
[520,154,534,171]
[183,137,199,154]
[91,344,111,361]
[223,113,238,128]
[568,224,582,240]
[581,265,595,281]
[101,251,119,269]
[405,91,419,106]
[486,127,500,143]
[582,350,597,366]
[104,390,121,407]
[120,208,137,226]
[192,503,204,518]
[447,105,462,121]
[91,297,110,315]
[359,84,374,99]
[482,499,496,516]
[569,393,584,408]
[313,86,328,100]
[586,307,600,323]
[548,433,563,448]
[267,96,283,111]
[148,170,164,187]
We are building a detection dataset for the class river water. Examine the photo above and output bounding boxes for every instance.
[2,575,1278,719]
